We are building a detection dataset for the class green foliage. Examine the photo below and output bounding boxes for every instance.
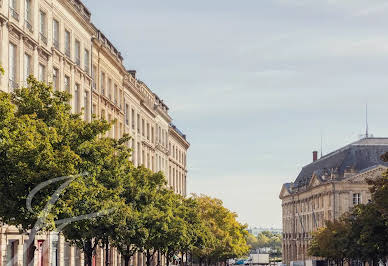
[0,73,251,266]
[192,195,250,263]
[308,220,350,263]
[309,174,388,264]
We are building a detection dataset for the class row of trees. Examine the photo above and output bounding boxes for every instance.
[308,173,388,265]
[0,76,249,266]
[246,231,282,257]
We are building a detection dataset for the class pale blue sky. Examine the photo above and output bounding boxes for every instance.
[83,0,388,228]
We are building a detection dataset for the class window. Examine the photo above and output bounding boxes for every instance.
[131,109,135,129]
[39,11,47,44]
[142,119,145,136]
[146,123,150,140]
[114,84,118,104]
[65,30,71,57]
[125,104,129,125]
[92,65,97,89]
[24,53,32,84]
[84,49,89,73]
[9,43,17,90]
[353,193,361,205]
[84,91,89,121]
[53,68,59,90]
[100,72,105,95]
[108,79,112,100]
[64,76,70,93]
[38,64,46,82]
[53,19,59,49]
[75,39,80,66]
[9,0,19,21]
[74,84,80,113]
[137,114,140,133]
[25,0,32,32]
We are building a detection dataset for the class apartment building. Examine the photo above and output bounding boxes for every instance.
[279,138,388,265]
[0,0,190,266]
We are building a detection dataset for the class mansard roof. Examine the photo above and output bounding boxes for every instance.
[293,137,388,188]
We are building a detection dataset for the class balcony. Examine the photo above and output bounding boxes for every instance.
[39,33,47,45]
[9,7,19,21]
[25,20,33,33]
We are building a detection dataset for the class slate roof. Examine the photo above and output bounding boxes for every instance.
[293,138,388,188]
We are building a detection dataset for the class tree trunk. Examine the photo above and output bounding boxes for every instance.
[146,249,152,266]
[166,253,170,266]
[124,255,130,266]
[84,240,93,266]
[105,241,109,266]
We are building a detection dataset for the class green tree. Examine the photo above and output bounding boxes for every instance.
[308,220,350,265]
[246,233,259,250]
[345,203,388,264]
[192,195,249,265]
[0,76,129,266]
[111,166,166,266]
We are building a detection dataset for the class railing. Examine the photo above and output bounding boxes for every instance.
[25,20,33,33]
[40,33,47,45]
[75,57,80,66]
[9,7,19,21]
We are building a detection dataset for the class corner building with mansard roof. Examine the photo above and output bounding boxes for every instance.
[279,138,388,265]
[0,0,189,265]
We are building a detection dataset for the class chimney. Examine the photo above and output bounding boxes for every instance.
[313,151,318,162]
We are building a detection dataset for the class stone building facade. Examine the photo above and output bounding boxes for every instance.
[0,0,189,265]
[279,138,388,265]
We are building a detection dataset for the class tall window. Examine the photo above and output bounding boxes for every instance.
[38,64,46,82]
[9,43,17,90]
[9,0,19,21]
[53,19,59,49]
[74,84,80,113]
[84,91,89,121]
[39,11,47,44]
[100,72,105,95]
[64,76,70,93]
[142,119,145,136]
[131,109,135,129]
[125,104,129,125]
[24,53,32,84]
[84,49,89,73]
[108,79,112,100]
[92,65,97,89]
[25,0,32,32]
[65,30,71,57]
[353,193,361,205]
[114,84,118,104]
[53,68,59,90]
[137,114,140,133]
[75,39,80,66]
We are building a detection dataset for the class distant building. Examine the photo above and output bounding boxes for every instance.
[279,138,388,265]
[248,227,282,236]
